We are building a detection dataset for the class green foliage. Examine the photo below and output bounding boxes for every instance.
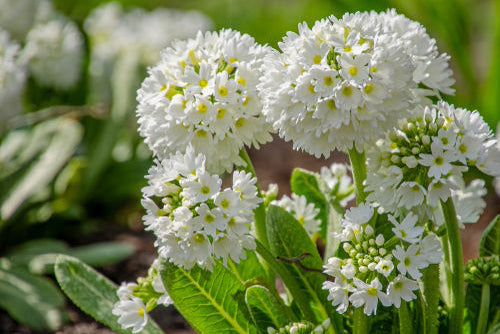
[55,255,163,334]
[0,264,66,331]
[266,205,341,334]
[480,215,499,257]
[290,168,329,239]
[162,260,257,334]
[245,285,293,333]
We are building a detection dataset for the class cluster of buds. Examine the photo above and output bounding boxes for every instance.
[268,319,331,334]
[465,256,500,285]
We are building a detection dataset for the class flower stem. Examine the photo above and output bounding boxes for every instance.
[440,198,464,334]
[476,283,490,334]
[399,301,413,334]
[353,308,368,334]
[422,264,440,334]
[239,148,268,248]
[348,148,367,204]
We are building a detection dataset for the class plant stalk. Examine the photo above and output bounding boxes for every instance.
[353,308,368,334]
[347,148,367,204]
[440,198,464,334]
[422,264,440,334]
[476,283,490,334]
[399,301,412,334]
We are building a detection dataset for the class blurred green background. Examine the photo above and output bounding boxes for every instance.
[1,0,499,332]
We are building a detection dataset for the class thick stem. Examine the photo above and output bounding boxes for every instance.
[422,264,440,334]
[440,198,464,334]
[240,148,269,248]
[353,308,368,334]
[399,301,413,334]
[347,148,367,204]
[476,284,490,334]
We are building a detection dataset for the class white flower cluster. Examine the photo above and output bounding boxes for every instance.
[142,146,260,270]
[84,2,213,65]
[258,10,454,157]
[273,193,321,236]
[320,163,355,207]
[137,29,273,173]
[365,102,499,221]
[24,16,83,89]
[268,319,331,334]
[0,0,84,90]
[0,30,26,123]
[112,260,172,333]
[322,204,442,315]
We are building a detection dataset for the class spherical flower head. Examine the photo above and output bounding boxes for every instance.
[0,30,26,123]
[137,29,273,173]
[365,102,498,218]
[272,193,321,236]
[142,146,261,270]
[259,10,452,157]
[0,0,43,41]
[465,256,500,285]
[24,16,83,90]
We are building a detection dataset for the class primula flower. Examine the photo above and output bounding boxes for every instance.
[142,146,261,270]
[272,193,321,236]
[258,10,454,157]
[137,29,273,173]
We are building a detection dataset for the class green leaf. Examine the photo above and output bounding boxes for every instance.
[7,238,69,265]
[228,251,267,284]
[266,205,341,334]
[290,168,329,239]
[0,267,66,330]
[1,118,83,220]
[480,215,499,257]
[245,285,292,333]
[162,260,257,334]
[55,255,163,334]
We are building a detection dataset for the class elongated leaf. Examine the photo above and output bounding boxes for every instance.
[7,239,69,265]
[1,118,83,220]
[246,285,292,333]
[0,267,66,330]
[291,168,329,239]
[228,251,266,284]
[162,261,257,334]
[480,215,499,257]
[55,255,163,334]
[266,205,341,334]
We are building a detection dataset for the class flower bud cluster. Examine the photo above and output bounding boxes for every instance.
[142,146,261,270]
[137,29,273,173]
[268,319,331,334]
[465,256,500,285]
[322,203,442,315]
[365,102,498,221]
[112,260,172,333]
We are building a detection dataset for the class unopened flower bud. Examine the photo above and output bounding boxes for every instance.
[422,135,431,145]
[375,234,384,246]
[379,248,387,256]
[359,266,368,273]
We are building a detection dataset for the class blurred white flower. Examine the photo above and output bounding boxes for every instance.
[24,16,83,89]
[273,193,321,236]
[0,30,27,123]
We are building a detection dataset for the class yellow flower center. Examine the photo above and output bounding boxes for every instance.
[364,82,374,94]
[367,287,378,296]
[348,66,358,76]
[199,78,208,87]
[342,85,353,96]
[218,85,228,96]
[313,54,322,64]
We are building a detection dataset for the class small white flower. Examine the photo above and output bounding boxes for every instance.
[387,275,419,308]
[152,274,173,306]
[273,194,320,236]
[375,259,394,277]
[343,203,374,225]
[181,171,222,205]
[419,142,455,179]
[323,281,352,314]
[390,213,423,244]
[112,297,148,333]
[417,234,443,265]
[349,277,391,316]
[427,178,451,206]
[393,244,424,279]
[398,182,426,209]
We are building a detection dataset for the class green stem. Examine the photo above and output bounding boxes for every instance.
[399,301,413,334]
[440,198,464,334]
[240,148,268,249]
[422,264,440,334]
[353,308,369,334]
[254,240,316,322]
[476,283,490,334]
[347,148,367,204]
